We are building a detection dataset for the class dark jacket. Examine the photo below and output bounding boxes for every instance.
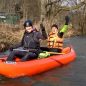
[11,29,47,50]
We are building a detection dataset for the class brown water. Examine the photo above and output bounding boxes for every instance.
[0,36,86,86]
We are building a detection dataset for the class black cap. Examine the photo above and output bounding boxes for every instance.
[24,20,33,27]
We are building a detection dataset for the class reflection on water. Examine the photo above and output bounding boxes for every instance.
[0,36,86,86]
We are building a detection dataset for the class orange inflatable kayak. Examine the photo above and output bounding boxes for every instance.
[0,47,76,78]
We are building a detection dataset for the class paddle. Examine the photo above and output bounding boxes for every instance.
[47,52,65,55]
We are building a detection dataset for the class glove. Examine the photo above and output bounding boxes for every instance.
[65,16,70,25]
[40,23,45,31]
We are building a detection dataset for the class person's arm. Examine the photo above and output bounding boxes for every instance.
[40,23,47,39]
[9,43,22,51]
[58,16,70,38]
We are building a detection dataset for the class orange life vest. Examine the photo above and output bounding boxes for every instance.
[47,32,63,49]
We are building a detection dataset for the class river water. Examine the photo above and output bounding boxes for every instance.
[0,36,86,86]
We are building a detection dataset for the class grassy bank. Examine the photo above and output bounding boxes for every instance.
[0,24,24,52]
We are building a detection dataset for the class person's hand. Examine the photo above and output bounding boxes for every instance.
[40,23,45,31]
[65,16,70,25]
[40,23,44,28]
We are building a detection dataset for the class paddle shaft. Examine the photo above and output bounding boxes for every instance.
[47,52,65,55]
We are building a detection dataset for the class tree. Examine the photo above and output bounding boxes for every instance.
[41,0,86,35]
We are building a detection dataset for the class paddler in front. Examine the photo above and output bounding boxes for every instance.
[5,19,47,63]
